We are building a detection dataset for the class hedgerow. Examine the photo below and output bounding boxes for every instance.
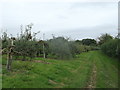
[101,38,120,59]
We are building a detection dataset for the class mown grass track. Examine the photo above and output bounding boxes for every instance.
[2,51,118,88]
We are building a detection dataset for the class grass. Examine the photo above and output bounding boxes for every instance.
[2,51,118,88]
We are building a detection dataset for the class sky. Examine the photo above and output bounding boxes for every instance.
[0,0,118,40]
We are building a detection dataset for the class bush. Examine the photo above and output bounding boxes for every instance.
[47,37,72,59]
[101,39,120,59]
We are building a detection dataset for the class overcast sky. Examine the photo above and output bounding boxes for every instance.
[0,0,118,40]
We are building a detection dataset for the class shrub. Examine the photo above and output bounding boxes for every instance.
[47,37,72,59]
[101,39,120,59]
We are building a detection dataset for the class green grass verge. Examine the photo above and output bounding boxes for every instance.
[2,51,118,88]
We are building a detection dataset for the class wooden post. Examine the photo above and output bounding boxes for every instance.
[6,38,14,71]
[43,42,45,58]
[43,34,45,58]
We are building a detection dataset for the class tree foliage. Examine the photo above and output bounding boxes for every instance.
[1,24,100,61]
[82,39,97,46]
[13,24,41,61]
[101,38,120,59]
[47,37,72,59]
[98,33,113,45]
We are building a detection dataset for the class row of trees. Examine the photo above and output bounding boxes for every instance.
[1,24,99,61]
[2,24,119,70]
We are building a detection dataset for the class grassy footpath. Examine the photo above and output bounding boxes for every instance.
[2,51,118,88]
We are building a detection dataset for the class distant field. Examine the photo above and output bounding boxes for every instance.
[2,51,118,88]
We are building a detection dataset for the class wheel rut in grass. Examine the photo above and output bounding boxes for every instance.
[85,52,97,88]
[87,64,97,88]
